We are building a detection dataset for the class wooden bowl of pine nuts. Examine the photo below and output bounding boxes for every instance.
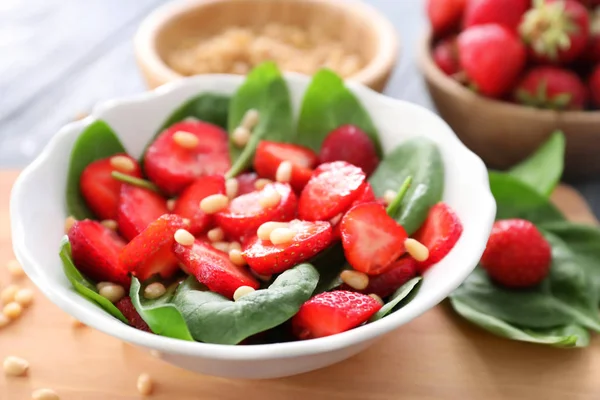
[134,0,399,92]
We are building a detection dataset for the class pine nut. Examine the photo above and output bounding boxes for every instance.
[3,356,28,376]
[174,229,195,246]
[64,216,77,233]
[275,161,293,183]
[369,293,384,306]
[144,282,166,300]
[229,241,242,252]
[383,190,397,205]
[404,238,430,262]
[233,286,255,301]
[258,188,281,209]
[254,178,272,190]
[241,109,259,130]
[207,227,225,242]
[173,130,199,149]
[32,389,60,400]
[340,270,369,290]
[182,218,191,226]
[1,284,19,304]
[0,314,10,328]
[166,199,176,211]
[225,178,239,199]
[257,222,289,241]
[101,219,118,231]
[3,302,22,319]
[212,241,230,253]
[96,282,111,291]
[270,228,296,245]
[329,213,343,226]
[71,317,85,328]
[99,284,125,303]
[200,194,229,214]
[110,155,136,173]
[229,249,246,266]
[137,373,153,396]
[6,260,24,279]
[14,288,34,307]
[232,126,251,147]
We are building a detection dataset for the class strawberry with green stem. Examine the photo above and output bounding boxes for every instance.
[514,66,588,110]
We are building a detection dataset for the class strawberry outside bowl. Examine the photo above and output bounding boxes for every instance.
[9,73,496,380]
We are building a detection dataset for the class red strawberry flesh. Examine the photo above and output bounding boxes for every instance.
[117,185,168,241]
[173,175,225,235]
[318,125,380,177]
[115,296,152,332]
[427,0,467,37]
[464,0,530,31]
[514,66,588,110]
[358,257,418,298]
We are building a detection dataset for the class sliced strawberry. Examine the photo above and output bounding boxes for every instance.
[292,291,382,339]
[298,161,366,222]
[115,296,152,332]
[144,121,230,195]
[119,214,186,281]
[173,175,225,235]
[318,125,380,176]
[79,154,142,220]
[356,257,418,298]
[253,141,318,192]
[236,172,259,196]
[340,202,408,275]
[68,219,130,287]
[243,220,333,275]
[412,202,463,273]
[174,240,259,299]
[117,185,168,241]
[331,182,376,240]
[214,182,297,238]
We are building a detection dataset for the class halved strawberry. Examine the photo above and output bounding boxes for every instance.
[236,172,259,196]
[68,219,129,287]
[318,125,380,177]
[298,161,366,222]
[119,214,186,281]
[173,175,225,235]
[253,141,318,192]
[215,182,297,239]
[331,182,376,240]
[412,202,463,273]
[79,154,142,220]
[340,202,408,275]
[174,240,259,299]
[356,257,418,298]
[144,121,230,195]
[292,291,382,339]
[243,220,333,275]
[117,185,168,242]
[115,296,152,332]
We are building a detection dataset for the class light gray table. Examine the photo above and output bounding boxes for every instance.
[2,0,599,215]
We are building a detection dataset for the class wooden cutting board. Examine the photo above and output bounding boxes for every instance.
[1,170,600,400]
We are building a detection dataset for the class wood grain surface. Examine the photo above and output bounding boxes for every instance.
[1,170,599,400]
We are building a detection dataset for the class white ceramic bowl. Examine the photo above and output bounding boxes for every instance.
[10,74,496,380]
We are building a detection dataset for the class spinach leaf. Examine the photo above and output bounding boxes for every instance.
[59,236,127,323]
[226,62,294,178]
[450,298,589,348]
[508,131,565,196]
[369,138,444,235]
[295,69,382,156]
[65,120,126,220]
[370,277,422,321]
[489,171,564,224]
[158,93,230,131]
[129,278,194,341]
[386,176,412,220]
[173,263,319,345]
[312,243,347,294]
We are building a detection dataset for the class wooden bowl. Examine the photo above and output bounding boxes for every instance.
[419,31,600,179]
[134,0,399,92]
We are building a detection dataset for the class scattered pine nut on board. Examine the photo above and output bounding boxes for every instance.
[1,171,600,399]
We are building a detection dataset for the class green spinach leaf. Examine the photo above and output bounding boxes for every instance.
[311,243,347,294]
[226,62,294,178]
[369,138,444,235]
[129,278,194,341]
[386,176,412,220]
[508,131,565,196]
[59,236,127,323]
[173,263,319,344]
[158,93,230,131]
[450,298,588,348]
[370,277,422,321]
[295,69,382,156]
[489,171,564,224]
[65,120,126,220]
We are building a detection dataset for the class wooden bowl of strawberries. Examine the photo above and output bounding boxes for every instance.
[419,0,600,179]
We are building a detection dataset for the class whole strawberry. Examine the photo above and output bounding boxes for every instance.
[464,0,530,31]
[427,0,467,37]
[432,37,461,76]
[590,64,600,107]
[514,66,588,110]
[480,219,552,288]
[520,0,590,64]
[458,24,527,97]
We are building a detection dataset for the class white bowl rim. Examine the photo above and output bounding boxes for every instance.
[10,72,496,361]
